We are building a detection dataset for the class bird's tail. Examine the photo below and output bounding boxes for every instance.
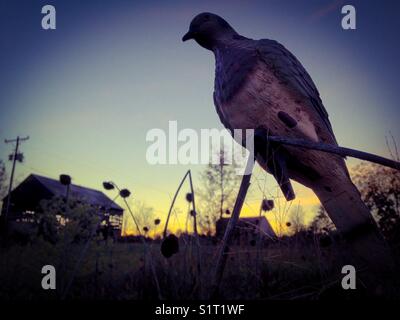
[312,178,372,234]
[312,177,396,289]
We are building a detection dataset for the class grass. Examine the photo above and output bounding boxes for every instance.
[2,231,394,300]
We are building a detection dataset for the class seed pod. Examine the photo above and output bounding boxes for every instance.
[185,193,193,203]
[161,234,179,258]
[143,226,149,233]
[261,199,274,212]
[154,218,161,225]
[225,209,231,215]
[286,222,292,227]
[119,189,131,198]
[59,174,71,186]
[103,182,114,190]
[190,210,196,217]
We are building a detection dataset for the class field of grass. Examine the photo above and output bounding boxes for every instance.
[2,231,391,300]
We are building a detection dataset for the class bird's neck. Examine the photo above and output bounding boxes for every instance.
[211,33,251,54]
[209,30,240,52]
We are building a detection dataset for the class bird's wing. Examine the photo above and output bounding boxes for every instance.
[213,91,233,133]
[256,39,337,143]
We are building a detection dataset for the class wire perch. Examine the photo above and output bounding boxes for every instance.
[267,136,400,171]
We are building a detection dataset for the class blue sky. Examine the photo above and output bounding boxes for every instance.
[1,0,399,233]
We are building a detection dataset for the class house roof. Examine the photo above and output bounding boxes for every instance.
[31,174,123,212]
[217,216,276,238]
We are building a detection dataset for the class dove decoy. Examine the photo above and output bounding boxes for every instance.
[183,12,395,279]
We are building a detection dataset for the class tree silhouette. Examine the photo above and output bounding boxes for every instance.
[352,163,400,246]
[309,205,335,234]
[198,148,240,234]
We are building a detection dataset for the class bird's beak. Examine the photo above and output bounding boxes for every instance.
[182,30,194,42]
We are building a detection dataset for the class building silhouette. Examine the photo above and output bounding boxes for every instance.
[216,216,276,244]
[0,174,123,239]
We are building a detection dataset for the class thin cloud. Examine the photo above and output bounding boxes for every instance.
[310,0,346,22]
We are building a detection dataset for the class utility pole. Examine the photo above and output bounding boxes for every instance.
[2,136,29,230]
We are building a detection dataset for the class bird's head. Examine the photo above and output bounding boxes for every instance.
[182,12,237,50]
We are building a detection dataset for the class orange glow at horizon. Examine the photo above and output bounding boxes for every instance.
[121,188,321,238]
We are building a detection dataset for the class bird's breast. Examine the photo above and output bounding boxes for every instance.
[214,59,348,186]
[215,61,319,143]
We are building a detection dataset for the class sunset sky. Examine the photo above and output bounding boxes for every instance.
[1,0,400,235]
